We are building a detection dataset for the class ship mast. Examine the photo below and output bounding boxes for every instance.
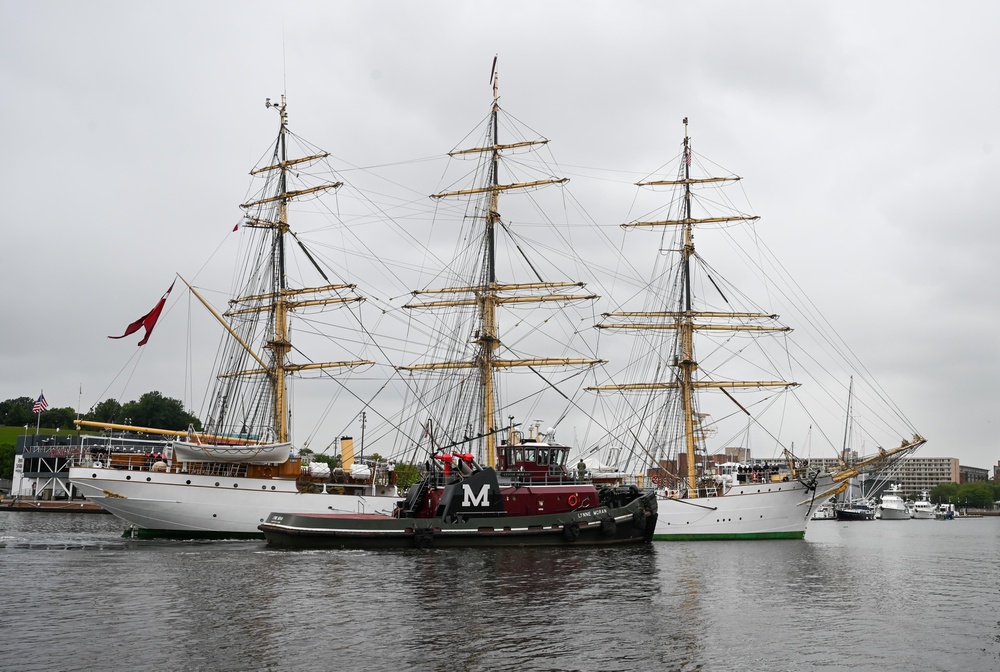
[400,65,603,467]
[197,95,372,444]
[587,118,793,497]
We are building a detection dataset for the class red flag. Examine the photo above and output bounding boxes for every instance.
[109,280,175,346]
[233,222,240,232]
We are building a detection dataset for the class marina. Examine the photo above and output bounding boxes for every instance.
[4,5,1000,671]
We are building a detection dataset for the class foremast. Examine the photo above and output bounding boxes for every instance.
[587,118,792,497]
[399,66,603,467]
[197,95,372,445]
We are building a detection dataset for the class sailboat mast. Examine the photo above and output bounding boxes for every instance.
[841,376,854,464]
[270,95,291,444]
[678,118,700,496]
[480,71,501,468]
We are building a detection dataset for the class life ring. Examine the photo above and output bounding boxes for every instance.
[567,494,579,507]
[649,473,662,486]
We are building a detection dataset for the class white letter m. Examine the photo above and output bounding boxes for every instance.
[462,483,491,507]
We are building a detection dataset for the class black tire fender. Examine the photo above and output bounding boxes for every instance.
[632,509,647,530]
[601,517,617,536]
[413,528,434,548]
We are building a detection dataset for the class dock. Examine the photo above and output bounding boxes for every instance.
[0,497,108,514]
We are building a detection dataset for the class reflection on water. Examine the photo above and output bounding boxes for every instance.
[2,512,999,672]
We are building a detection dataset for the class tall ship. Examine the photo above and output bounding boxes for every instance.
[585,119,925,540]
[68,96,400,537]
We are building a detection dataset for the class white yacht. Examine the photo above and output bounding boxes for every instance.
[911,491,936,519]
[877,484,910,520]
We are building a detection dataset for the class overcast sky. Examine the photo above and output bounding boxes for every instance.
[2,1,997,469]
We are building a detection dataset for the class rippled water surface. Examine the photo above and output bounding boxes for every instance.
[2,512,998,671]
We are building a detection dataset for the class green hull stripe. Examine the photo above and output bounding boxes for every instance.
[652,530,805,541]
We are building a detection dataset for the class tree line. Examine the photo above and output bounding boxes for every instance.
[0,392,202,432]
[929,480,1000,510]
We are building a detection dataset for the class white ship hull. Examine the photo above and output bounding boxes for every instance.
[911,509,936,520]
[69,466,399,538]
[652,474,836,540]
[878,487,910,520]
[878,506,910,520]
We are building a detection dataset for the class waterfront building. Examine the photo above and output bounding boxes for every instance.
[960,465,990,484]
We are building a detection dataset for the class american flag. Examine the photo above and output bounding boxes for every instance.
[33,393,48,413]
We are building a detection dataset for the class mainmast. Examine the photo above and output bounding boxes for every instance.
[587,118,793,497]
[198,95,372,444]
[400,64,603,467]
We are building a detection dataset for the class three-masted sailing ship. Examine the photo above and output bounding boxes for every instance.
[586,118,925,540]
[69,96,400,537]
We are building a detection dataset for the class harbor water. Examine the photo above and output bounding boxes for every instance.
[1,512,998,672]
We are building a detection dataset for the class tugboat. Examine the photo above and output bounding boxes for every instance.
[260,437,657,549]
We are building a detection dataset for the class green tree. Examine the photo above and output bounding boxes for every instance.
[0,443,14,481]
[394,463,421,491]
[930,481,959,504]
[39,407,77,430]
[119,391,202,431]
[86,398,123,423]
[956,481,995,509]
[0,397,34,427]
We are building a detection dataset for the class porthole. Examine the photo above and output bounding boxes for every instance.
[262,485,267,490]
[233,483,239,488]
[126,475,131,480]
[146,477,151,482]
[91,474,96,478]
[185,480,191,485]
[215,482,220,487]
[271,486,276,490]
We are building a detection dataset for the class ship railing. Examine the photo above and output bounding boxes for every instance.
[497,469,581,486]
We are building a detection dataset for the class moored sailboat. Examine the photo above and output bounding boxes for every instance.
[68,96,400,537]
[585,119,925,540]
